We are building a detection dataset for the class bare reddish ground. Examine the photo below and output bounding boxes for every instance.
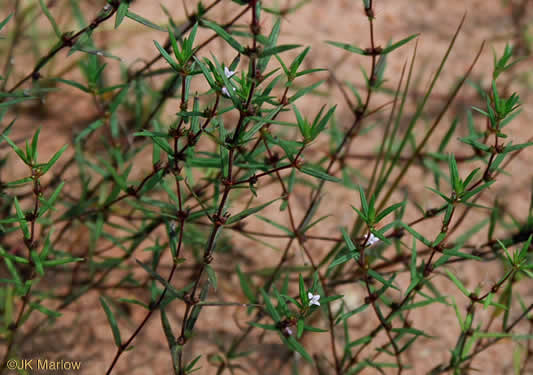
[1,1,533,374]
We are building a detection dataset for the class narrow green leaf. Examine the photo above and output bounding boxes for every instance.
[226,198,280,225]
[439,117,459,153]
[311,105,336,140]
[31,251,44,276]
[448,154,462,194]
[290,46,311,76]
[201,19,244,53]
[375,201,406,222]
[30,302,61,318]
[38,181,65,217]
[368,269,400,291]
[75,119,104,143]
[392,327,432,338]
[0,13,13,32]
[445,270,470,297]
[13,197,30,239]
[293,105,310,140]
[300,165,341,183]
[4,177,33,187]
[341,227,356,251]
[325,41,365,55]
[297,319,304,338]
[400,222,432,247]
[298,274,307,306]
[0,97,38,108]
[261,44,301,58]
[442,249,482,261]
[260,289,280,322]
[285,336,313,363]
[115,2,129,29]
[42,257,84,267]
[40,144,68,175]
[126,10,165,31]
[118,298,149,310]
[39,0,62,38]
[30,127,41,163]
[256,215,293,236]
[328,250,359,269]
[136,259,185,299]
[249,322,278,331]
[346,336,372,350]
[381,34,419,54]
[358,185,369,216]
[194,57,216,88]
[100,296,122,347]
[160,308,176,348]
[289,80,325,103]
[336,304,369,325]
[2,134,29,165]
[153,40,179,71]
[236,265,256,303]
[205,264,217,291]
[185,355,202,372]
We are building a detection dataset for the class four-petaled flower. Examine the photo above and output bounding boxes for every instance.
[308,292,320,307]
[224,66,235,78]
[221,66,236,97]
[366,233,380,247]
[221,86,235,97]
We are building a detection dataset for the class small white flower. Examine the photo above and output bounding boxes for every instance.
[224,66,235,78]
[221,86,235,97]
[169,221,177,237]
[308,292,320,307]
[285,327,293,336]
[366,233,380,247]
[221,66,237,97]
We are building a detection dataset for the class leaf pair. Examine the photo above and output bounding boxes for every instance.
[293,104,337,143]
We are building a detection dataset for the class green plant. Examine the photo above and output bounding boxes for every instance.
[0,1,532,374]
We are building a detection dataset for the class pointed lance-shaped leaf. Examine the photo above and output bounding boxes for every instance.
[226,197,280,225]
[100,296,122,348]
[201,19,244,53]
[381,34,419,54]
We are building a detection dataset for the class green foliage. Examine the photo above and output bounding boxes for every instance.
[0,2,531,375]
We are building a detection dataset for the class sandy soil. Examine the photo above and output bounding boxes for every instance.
[1,0,533,374]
